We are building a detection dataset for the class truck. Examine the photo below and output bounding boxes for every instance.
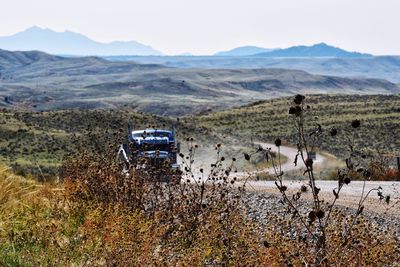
[117,126,180,181]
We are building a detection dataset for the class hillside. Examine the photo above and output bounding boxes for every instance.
[113,55,400,83]
[1,49,399,116]
[0,108,262,178]
[2,94,400,178]
[0,49,65,69]
[186,94,400,158]
[0,26,161,56]
[0,109,219,177]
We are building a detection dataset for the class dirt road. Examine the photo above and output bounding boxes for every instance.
[254,142,326,174]
[235,143,399,216]
[183,143,399,216]
[233,142,326,180]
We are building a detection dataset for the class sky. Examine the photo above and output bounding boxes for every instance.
[1,0,399,55]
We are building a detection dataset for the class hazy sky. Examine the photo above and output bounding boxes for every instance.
[1,0,399,55]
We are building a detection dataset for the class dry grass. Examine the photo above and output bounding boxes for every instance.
[188,94,400,161]
[1,95,400,266]
[1,135,399,266]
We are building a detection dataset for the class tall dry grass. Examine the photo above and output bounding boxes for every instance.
[1,95,399,266]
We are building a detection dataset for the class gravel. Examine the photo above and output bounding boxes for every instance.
[241,186,400,240]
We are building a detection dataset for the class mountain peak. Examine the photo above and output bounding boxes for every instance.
[27,25,39,30]
[0,26,162,56]
[23,25,52,33]
[215,46,275,56]
[314,42,329,47]
[26,25,43,30]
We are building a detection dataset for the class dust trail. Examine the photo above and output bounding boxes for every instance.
[234,142,326,180]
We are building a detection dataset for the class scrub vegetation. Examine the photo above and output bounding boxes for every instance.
[0,94,399,266]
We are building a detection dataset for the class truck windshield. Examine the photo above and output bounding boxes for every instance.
[133,131,172,139]
[141,144,171,152]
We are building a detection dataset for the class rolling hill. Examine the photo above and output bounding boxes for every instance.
[0,49,65,69]
[0,26,162,56]
[1,49,399,116]
[112,55,400,83]
[186,94,400,158]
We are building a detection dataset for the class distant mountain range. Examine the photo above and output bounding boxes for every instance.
[0,26,162,56]
[254,43,372,58]
[0,26,376,58]
[214,46,275,56]
[214,43,371,58]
